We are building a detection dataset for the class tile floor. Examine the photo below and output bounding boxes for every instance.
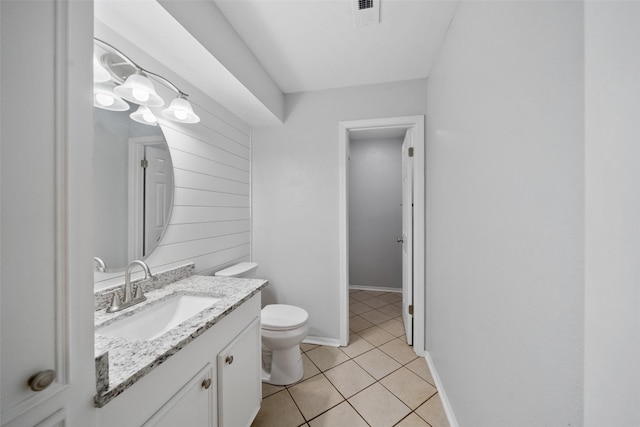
[251,289,450,427]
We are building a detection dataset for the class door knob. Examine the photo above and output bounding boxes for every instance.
[28,369,56,392]
[396,237,404,243]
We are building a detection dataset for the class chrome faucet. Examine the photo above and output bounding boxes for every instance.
[93,257,107,273]
[106,260,152,313]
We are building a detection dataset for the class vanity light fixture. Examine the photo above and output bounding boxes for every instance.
[93,82,129,111]
[93,53,111,83]
[93,38,200,125]
[114,71,164,107]
[162,94,201,124]
[130,105,159,126]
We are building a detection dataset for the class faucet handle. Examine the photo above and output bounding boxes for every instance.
[133,284,145,301]
[107,291,122,312]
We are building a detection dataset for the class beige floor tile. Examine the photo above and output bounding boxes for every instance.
[360,290,382,299]
[349,301,374,315]
[286,353,321,385]
[361,296,389,309]
[251,390,305,427]
[359,309,392,325]
[357,326,396,346]
[262,382,285,398]
[377,304,403,318]
[324,360,376,398]
[378,319,406,337]
[308,401,368,427]
[353,348,401,380]
[405,358,435,386]
[349,290,367,301]
[379,367,437,409]
[288,375,344,420]
[392,301,403,308]
[379,338,419,364]
[300,343,319,353]
[349,316,375,333]
[395,413,431,427]
[341,333,374,358]
[348,383,411,427]
[305,346,349,372]
[377,292,402,303]
[415,394,450,427]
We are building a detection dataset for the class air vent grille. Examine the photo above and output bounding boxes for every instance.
[358,0,374,10]
[352,0,380,26]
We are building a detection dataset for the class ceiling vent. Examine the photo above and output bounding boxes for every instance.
[353,0,380,27]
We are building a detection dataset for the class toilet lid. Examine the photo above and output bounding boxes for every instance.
[261,304,308,331]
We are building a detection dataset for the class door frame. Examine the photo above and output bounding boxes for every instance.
[128,135,166,261]
[338,115,425,355]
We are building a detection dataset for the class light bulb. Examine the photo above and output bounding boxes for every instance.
[132,88,150,102]
[95,93,115,107]
[174,110,188,120]
[143,111,157,123]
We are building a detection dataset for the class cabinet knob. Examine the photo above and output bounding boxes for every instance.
[225,355,234,365]
[28,369,56,392]
[201,378,212,390]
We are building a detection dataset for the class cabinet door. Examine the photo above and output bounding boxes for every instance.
[1,1,94,426]
[217,317,261,427]
[143,364,216,427]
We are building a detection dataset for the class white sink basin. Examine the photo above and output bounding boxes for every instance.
[97,294,220,341]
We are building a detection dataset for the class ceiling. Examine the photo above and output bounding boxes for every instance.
[214,0,459,94]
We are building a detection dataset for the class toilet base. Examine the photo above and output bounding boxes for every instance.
[261,345,304,386]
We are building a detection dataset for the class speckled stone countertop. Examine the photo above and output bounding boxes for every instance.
[94,275,268,407]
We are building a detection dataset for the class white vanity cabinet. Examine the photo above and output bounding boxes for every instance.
[97,293,262,427]
[217,318,262,427]
[143,365,215,427]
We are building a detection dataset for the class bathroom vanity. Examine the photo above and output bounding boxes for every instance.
[94,274,267,427]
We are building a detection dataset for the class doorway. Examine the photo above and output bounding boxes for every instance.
[338,115,425,355]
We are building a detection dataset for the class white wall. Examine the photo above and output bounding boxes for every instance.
[584,2,640,425]
[252,79,426,339]
[94,23,253,289]
[349,137,403,290]
[425,2,584,426]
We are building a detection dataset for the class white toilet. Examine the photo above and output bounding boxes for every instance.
[214,262,309,386]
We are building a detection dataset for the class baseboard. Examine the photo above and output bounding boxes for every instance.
[303,336,341,347]
[349,285,402,293]
[424,352,459,427]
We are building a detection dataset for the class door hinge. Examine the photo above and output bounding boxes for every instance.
[408,147,414,157]
[141,159,148,168]
[408,304,414,316]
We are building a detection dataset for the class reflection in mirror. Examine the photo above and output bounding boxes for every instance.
[93,108,174,271]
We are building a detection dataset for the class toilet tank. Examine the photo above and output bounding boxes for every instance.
[214,262,258,278]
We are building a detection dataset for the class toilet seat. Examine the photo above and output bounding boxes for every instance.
[261,304,308,331]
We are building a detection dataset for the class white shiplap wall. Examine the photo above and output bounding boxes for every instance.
[93,27,253,289]
[154,113,251,272]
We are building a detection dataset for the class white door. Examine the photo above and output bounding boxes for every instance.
[143,145,173,256]
[401,130,414,345]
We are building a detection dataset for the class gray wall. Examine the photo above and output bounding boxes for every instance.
[349,137,403,290]
[425,1,584,426]
[252,79,427,339]
[584,2,640,425]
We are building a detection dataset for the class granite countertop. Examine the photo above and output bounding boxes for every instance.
[94,275,268,407]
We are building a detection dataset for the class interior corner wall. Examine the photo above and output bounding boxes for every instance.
[425,2,584,426]
[584,2,640,426]
[252,79,427,340]
[349,137,403,290]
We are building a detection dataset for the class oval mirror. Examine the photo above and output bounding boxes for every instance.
[93,108,174,271]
